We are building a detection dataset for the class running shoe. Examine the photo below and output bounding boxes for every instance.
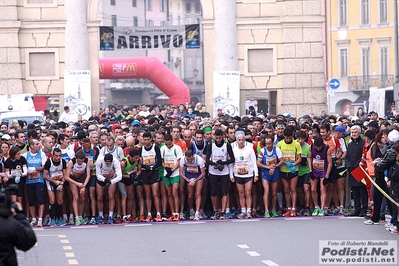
[96,216,104,224]
[167,215,175,222]
[49,219,56,227]
[290,210,296,217]
[364,219,379,225]
[145,215,152,222]
[283,210,292,217]
[75,217,83,226]
[107,216,113,224]
[237,212,247,219]
[173,214,181,222]
[43,215,50,226]
[155,215,162,222]
[57,219,66,226]
[325,208,332,216]
[161,213,168,221]
[189,209,195,220]
[63,216,68,224]
[264,211,271,218]
[338,206,344,215]
[30,219,37,227]
[297,208,305,216]
[226,212,233,219]
[114,217,122,224]
[89,217,96,225]
[246,212,252,219]
[179,212,186,220]
[36,219,43,227]
[194,213,200,221]
[312,207,320,216]
[390,227,398,235]
[219,212,226,220]
[83,217,89,225]
[271,210,279,218]
[318,209,325,217]
[384,222,393,228]
[199,210,207,219]
[211,211,220,220]
[303,209,310,216]
[69,217,75,225]
[139,214,145,222]
[231,208,237,217]
[251,210,258,218]
[129,214,138,222]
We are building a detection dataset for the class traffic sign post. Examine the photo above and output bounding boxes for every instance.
[329,78,341,90]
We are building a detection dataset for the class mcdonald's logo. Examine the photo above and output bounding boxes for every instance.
[124,64,136,73]
[112,63,137,74]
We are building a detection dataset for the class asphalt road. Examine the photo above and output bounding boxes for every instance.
[17,216,398,266]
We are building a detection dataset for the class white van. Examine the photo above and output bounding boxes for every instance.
[0,94,35,113]
[0,111,44,127]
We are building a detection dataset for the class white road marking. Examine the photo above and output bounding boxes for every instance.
[58,235,67,238]
[232,219,260,223]
[61,239,70,244]
[247,251,260,256]
[65,253,75,257]
[33,228,44,231]
[70,226,98,229]
[124,224,152,227]
[284,218,313,221]
[237,244,249,249]
[68,259,78,265]
[262,260,279,266]
[63,246,72,250]
[178,221,206,225]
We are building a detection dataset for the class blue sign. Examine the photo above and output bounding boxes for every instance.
[329,78,341,90]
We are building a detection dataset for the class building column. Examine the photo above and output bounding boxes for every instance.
[0,2,22,94]
[65,0,89,70]
[214,0,238,71]
[210,0,239,115]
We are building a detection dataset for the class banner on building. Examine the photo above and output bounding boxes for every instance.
[99,24,201,51]
[64,70,92,121]
[213,71,240,117]
[368,87,385,117]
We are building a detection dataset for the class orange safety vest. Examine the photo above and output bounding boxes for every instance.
[365,142,375,177]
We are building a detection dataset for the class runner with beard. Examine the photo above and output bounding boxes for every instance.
[205,129,235,220]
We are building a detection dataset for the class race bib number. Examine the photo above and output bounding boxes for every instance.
[266,156,277,166]
[143,156,155,165]
[283,153,295,163]
[313,159,325,171]
[237,161,249,175]
[51,171,63,181]
[165,160,174,169]
[28,171,40,180]
[73,170,84,177]
[103,171,115,179]
[186,166,199,174]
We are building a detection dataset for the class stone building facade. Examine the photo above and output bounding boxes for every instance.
[0,0,326,117]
